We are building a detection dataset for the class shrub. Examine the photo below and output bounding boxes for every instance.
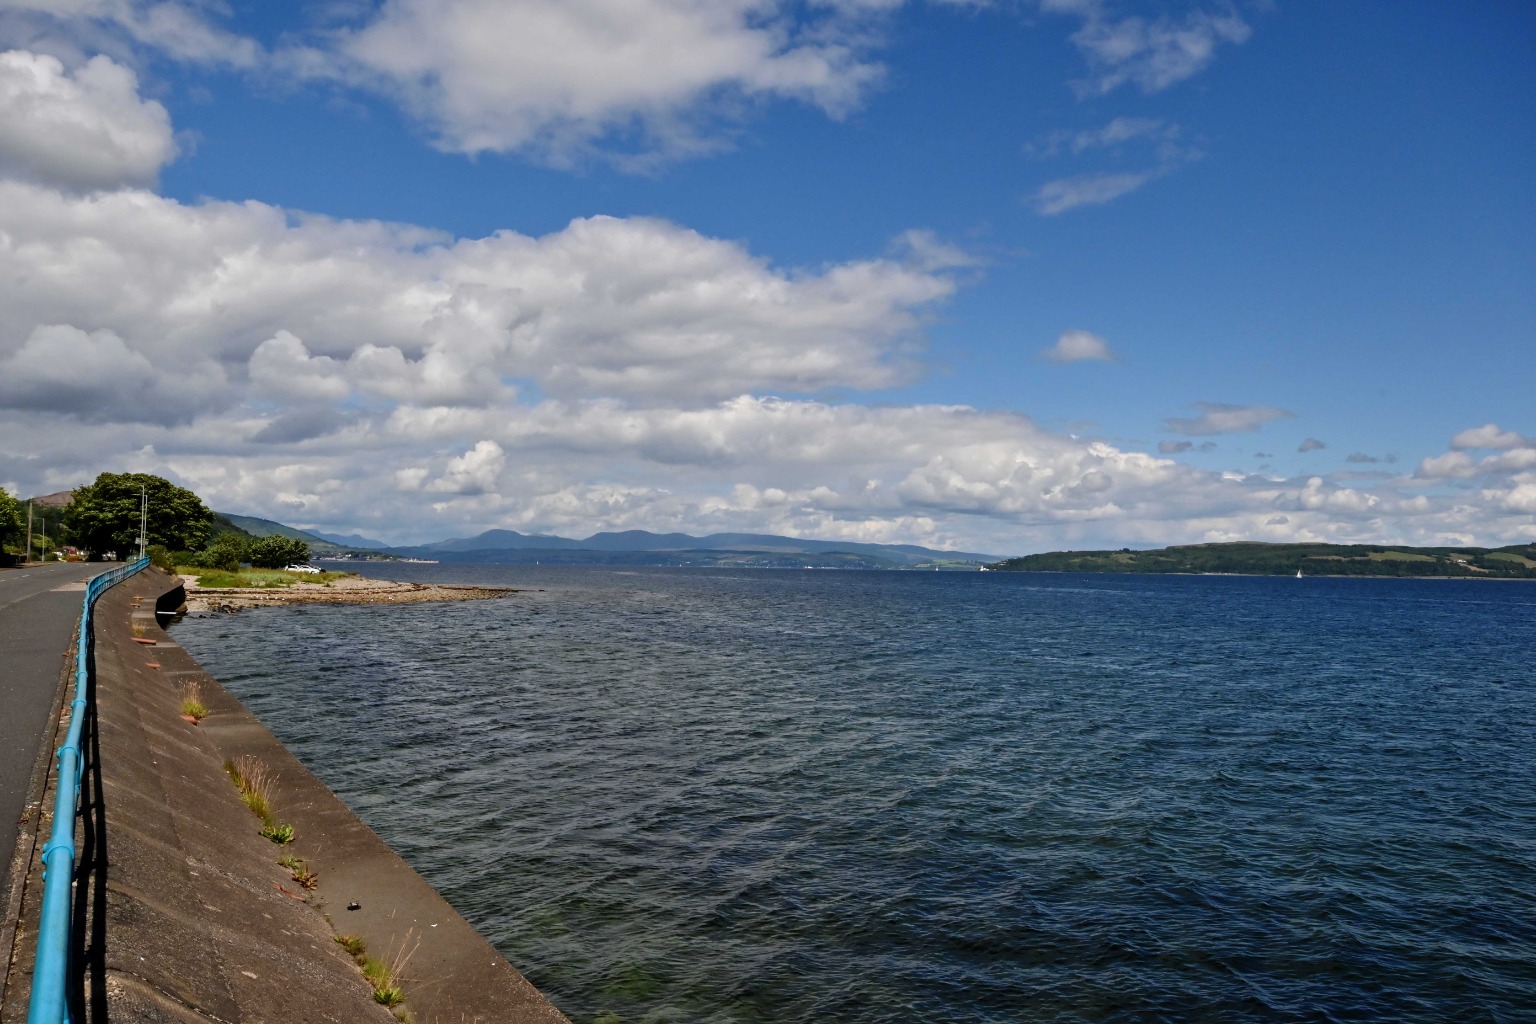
[188,538,246,572]
[207,538,246,572]
[147,544,176,572]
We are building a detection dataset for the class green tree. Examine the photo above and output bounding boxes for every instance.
[248,536,310,569]
[0,488,22,550]
[188,536,246,572]
[63,473,214,559]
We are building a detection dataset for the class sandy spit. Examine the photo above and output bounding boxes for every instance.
[179,573,515,613]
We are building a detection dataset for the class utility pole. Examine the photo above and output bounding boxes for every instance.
[39,516,46,562]
[25,500,32,564]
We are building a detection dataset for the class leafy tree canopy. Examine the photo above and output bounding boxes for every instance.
[64,473,214,558]
[183,536,247,572]
[0,488,22,546]
[249,535,310,569]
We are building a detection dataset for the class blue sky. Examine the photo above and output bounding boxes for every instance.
[0,1,1531,552]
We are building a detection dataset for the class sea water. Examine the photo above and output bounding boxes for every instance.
[172,567,1536,1023]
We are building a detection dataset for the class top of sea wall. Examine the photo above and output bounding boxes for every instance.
[3,567,570,1024]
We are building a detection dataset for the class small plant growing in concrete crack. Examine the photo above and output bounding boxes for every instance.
[334,933,413,1014]
[278,854,319,889]
[335,934,367,959]
[260,821,295,844]
[224,756,294,842]
[333,929,421,1009]
[179,681,208,722]
[224,755,275,820]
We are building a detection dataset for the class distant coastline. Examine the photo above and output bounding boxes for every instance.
[990,541,1536,579]
[217,511,998,570]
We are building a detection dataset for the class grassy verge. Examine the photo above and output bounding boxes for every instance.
[175,566,353,588]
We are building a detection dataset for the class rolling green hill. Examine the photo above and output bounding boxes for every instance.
[213,513,350,555]
[991,541,1536,578]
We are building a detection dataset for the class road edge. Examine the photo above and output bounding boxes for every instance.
[0,620,75,1014]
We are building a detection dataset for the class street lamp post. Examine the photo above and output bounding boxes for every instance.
[138,486,148,562]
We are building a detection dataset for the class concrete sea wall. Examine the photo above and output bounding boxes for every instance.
[1,569,569,1023]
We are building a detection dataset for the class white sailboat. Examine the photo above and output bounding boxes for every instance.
[1296,568,1303,578]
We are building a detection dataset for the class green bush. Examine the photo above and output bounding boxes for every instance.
[189,537,246,572]
[147,544,176,572]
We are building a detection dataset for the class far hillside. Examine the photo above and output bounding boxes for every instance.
[991,541,1536,579]
[388,528,997,569]
[213,513,386,558]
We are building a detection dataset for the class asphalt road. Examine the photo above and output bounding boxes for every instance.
[0,562,107,894]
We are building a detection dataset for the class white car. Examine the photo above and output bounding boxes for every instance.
[284,563,322,574]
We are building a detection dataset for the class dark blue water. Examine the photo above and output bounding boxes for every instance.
[172,567,1536,1023]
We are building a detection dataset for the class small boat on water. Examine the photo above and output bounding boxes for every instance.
[1296,568,1303,578]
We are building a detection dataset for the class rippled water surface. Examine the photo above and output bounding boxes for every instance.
[173,567,1536,1023]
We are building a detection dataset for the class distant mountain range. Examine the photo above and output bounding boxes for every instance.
[216,514,997,569]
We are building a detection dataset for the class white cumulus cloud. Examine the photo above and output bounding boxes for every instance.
[1416,451,1478,480]
[0,49,176,189]
[303,0,886,165]
[1451,423,1527,450]
[0,180,957,411]
[1043,329,1116,363]
[429,439,506,494]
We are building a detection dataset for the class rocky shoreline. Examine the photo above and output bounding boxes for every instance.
[181,573,516,613]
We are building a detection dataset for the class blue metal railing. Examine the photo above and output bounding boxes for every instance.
[27,557,149,1024]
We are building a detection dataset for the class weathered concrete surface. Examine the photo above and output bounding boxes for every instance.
[0,562,103,901]
[0,561,107,1019]
[2,568,571,1024]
